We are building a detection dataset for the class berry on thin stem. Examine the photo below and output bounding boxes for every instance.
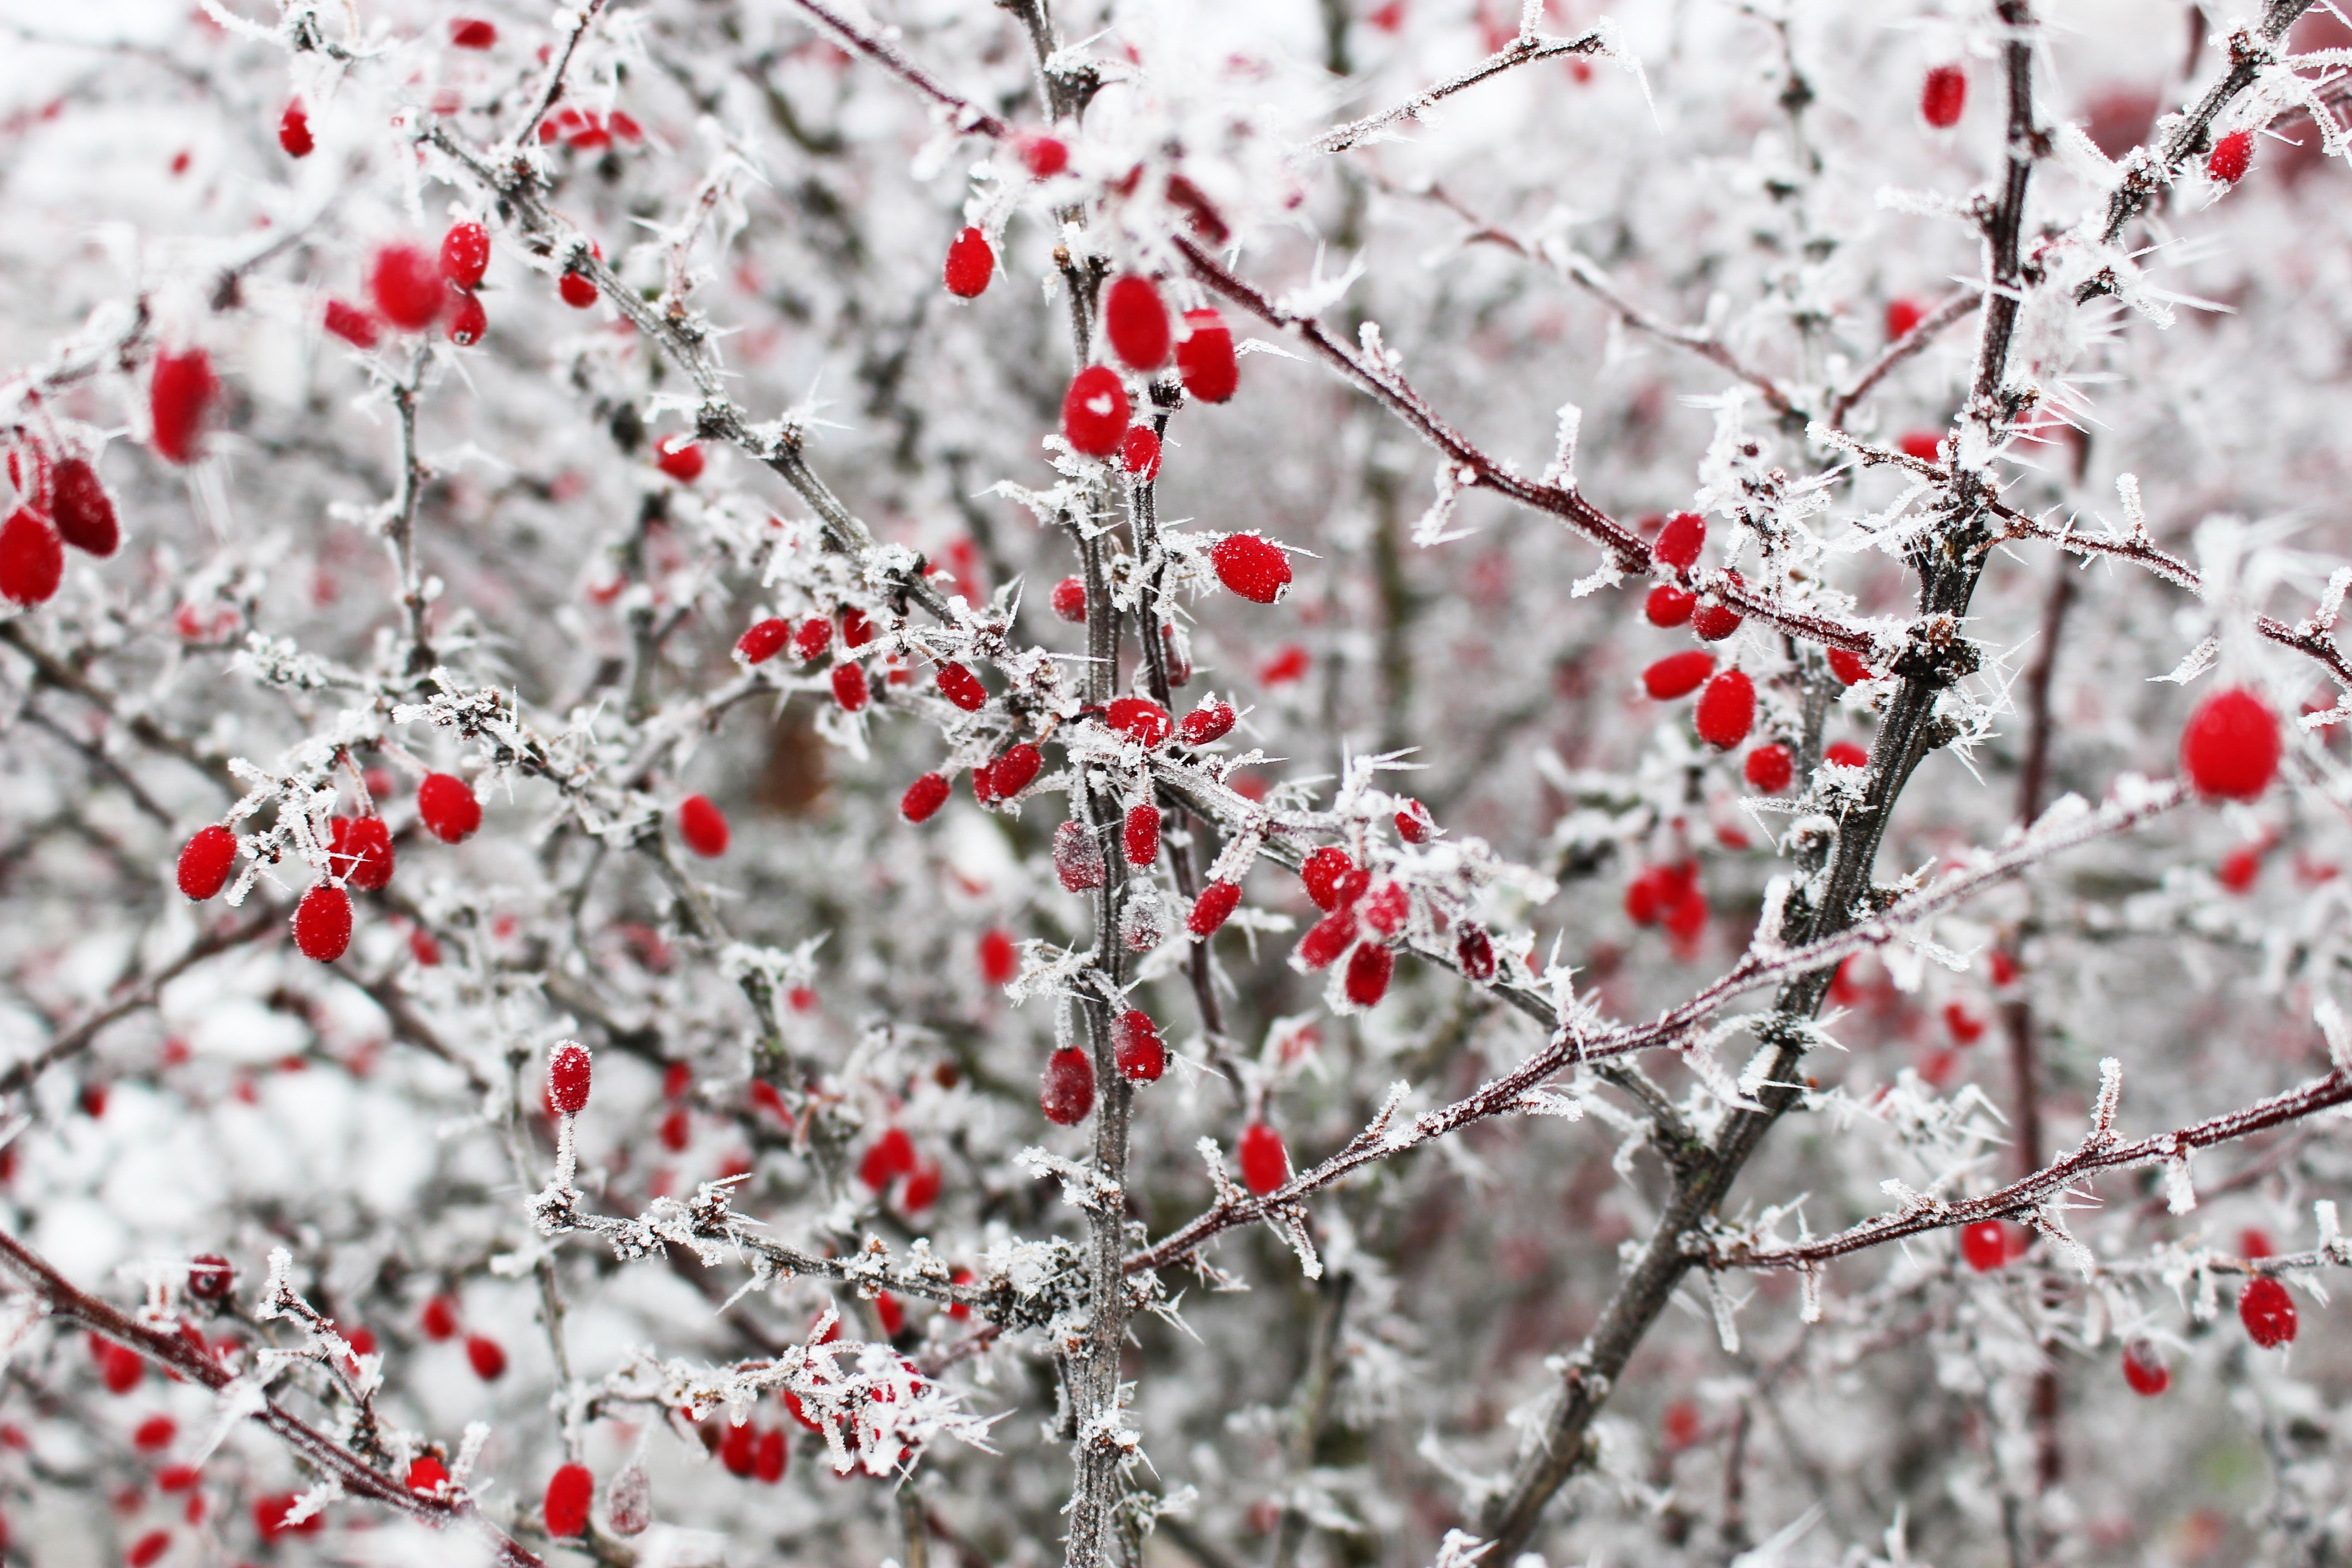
[1176,309,1239,402]
[944,227,994,297]
[417,774,481,843]
[1040,1047,1095,1125]
[1212,534,1291,603]
[2240,1275,2296,1347]
[548,1042,592,1117]
[1050,576,1087,622]
[2180,686,2279,800]
[292,885,353,964]
[1062,366,1129,456]
[1238,1121,1289,1195]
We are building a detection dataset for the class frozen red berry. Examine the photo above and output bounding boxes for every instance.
[1120,426,1161,479]
[1295,907,1356,970]
[417,773,481,843]
[1175,309,1238,403]
[177,826,237,900]
[1824,740,1869,769]
[937,661,986,711]
[548,1042,592,1117]
[1396,799,1435,843]
[1643,651,1715,701]
[900,1161,940,1212]
[324,298,380,349]
[1344,941,1393,1007]
[292,885,353,963]
[466,1334,506,1380]
[1050,576,1087,622]
[1180,700,1236,745]
[1457,925,1495,981]
[49,458,118,557]
[1897,431,1942,463]
[1107,696,1172,747]
[1692,574,1744,641]
[2121,1338,2170,1396]
[440,222,490,288]
[1828,647,1872,685]
[1960,1220,2007,1272]
[1884,298,1925,339]
[654,436,704,483]
[450,16,498,46]
[901,772,951,823]
[1114,1009,1165,1082]
[1189,880,1241,936]
[1019,133,1068,177]
[328,815,395,891]
[187,1254,233,1301]
[1744,743,1793,793]
[1054,819,1106,892]
[1300,847,1357,911]
[678,795,729,858]
[1,510,68,607]
[832,662,869,711]
[1062,366,1130,457]
[369,243,445,332]
[989,743,1042,800]
[979,926,1019,985]
[860,1126,916,1189]
[795,617,833,662]
[445,290,487,347]
[2180,686,2279,801]
[1652,512,1705,571]
[1212,533,1290,603]
[1645,585,1695,627]
[1040,1046,1096,1125]
[407,1455,449,1494]
[2240,1275,2296,1347]
[279,100,313,157]
[738,617,791,664]
[134,1414,176,1451]
[1238,1121,1289,1195]
[1124,803,1160,866]
[1104,275,1171,370]
[2208,127,2254,184]
[842,608,876,648]
[544,1464,593,1537]
[559,269,598,308]
[149,348,217,466]
[944,226,994,297]
[1920,64,1966,127]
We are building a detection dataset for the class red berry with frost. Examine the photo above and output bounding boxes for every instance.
[832,662,869,711]
[2180,686,2279,800]
[279,100,313,157]
[450,16,498,46]
[177,826,237,900]
[466,1334,507,1380]
[1189,880,1241,936]
[1114,1009,1165,1082]
[1019,134,1069,177]
[1180,700,1236,745]
[1301,847,1356,911]
[134,1415,176,1453]
[900,1161,940,1213]
[1296,908,1356,970]
[324,298,380,349]
[901,772,951,823]
[328,815,395,890]
[1920,64,1966,127]
[678,794,729,857]
[1121,426,1161,479]
[1062,366,1130,456]
[1897,431,1942,463]
[842,607,876,648]
[544,1464,593,1537]
[1643,650,1715,701]
[149,347,218,467]
[738,617,791,664]
[1107,696,1172,747]
[978,926,1019,985]
[407,1455,449,1494]
[445,289,487,347]
[1054,819,1105,892]
[944,226,994,297]
[1694,671,1754,749]
[1238,1121,1289,1195]
[1652,511,1705,571]
[2121,1339,2170,1396]
[559,269,598,308]
[936,661,986,711]
[1176,310,1239,402]
[1040,1047,1095,1126]
[795,617,833,662]
[1124,803,1160,866]
[293,885,353,963]
[1960,1220,2007,1272]
[0,509,60,607]
[548,1042,592,1116]
[1457,925,1495,981]
[1344,941,1393,1007]
[369,243,445,332]
[859,1126,916,1189]
[1212,533,1292,603]
[1395,799,1435,843]
[1824,740,1869,769]
[187,1254,232,1301]
[1744,743,1793,793]
[989,743,1041,799]
[1359,881,1407,936]
[2208,128,2253,184]
[658,1107,689,1150]
[654,436,704,483]
[50,458,117,557]
[1051,576,1087,622]
[441,222,490,288]
[417,773,481,843]
[2240,1275,2296,1347]
[1692,573,1744,641]
[1828,647,1872,685]
[1884,298,1925,339]
[420,1294,460,1339]
[1645,585,1695,627]
[1104,275,1171,370]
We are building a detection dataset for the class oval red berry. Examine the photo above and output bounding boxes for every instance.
[177,826,238,900]
[1062,366,1130,457]
[678,794,729,858]
[417,773,481,843]
[1104,275,1171,370]
[1176,309,1238,403]
[293,885,353,963]
[944,226,994,298]
[1211,533,1290,604]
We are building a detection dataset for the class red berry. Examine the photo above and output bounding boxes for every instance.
[2121,1339,2170,1397]
[979,927,1019,985]
[50,458,118,557]
[278,100,314,158]
[1301,847,1356,910]
[2208,127,2254,184]
[1107,696,1172,747]
[1124,803,1160,866]
[134,1414,176,1451]
[754,1427,788,1483]
[407,1455,450,1494]
[450,16,498,46]
[1824,740,1869,769]
[659,1107,690,1150]
[417,773,481,843]
[654,436,704,483]
[989,743,1041,799]
[548,1042,592,1116]
[1643,650,1715,701]
[738,617,791,664]
[1827,647,1872,685]
[832,662,869,711]
[149,348,216,466]
[324,298,381,349]
[1652,511,1705,570]
[157,1465,201,1491]
[1960,1220,2007,1272]
[1019,134,1069,177]
[1121,426,1162,479]
[177,826,238,900]
[1884,298,1925,339]
[1295,908,1356,970]
[1180,700,1236,745]
[292,885,353,963]
[944,226,994,298]
[900,1161,940,1212]
[1238,1121,1289,1195]
[1741,742,1793,793]
[445,289,487,347]
[795,616,833,661]
[369,243,445,332]
[2240,1275,2297,1347]
[544,1464,593,1537]
[187,1254,232,1301]
[1457,926,1495,981]
[1212,533,1291,603]
[1114,1009,1165,1082]
[1175,309,1239,403]
[1920,64,1966,127]
[1040,1046,1096,1125]
[328,815,395,891]
[937,661,987,711]
[1104,275,1171,370]
[1395,799,1435,843]
[1692,574,1744,641]
[1050,576,1087,622]
[420,1295,460,1340]
[1645,585,1695,627]
[860,1126,916,1189]
[1063,365,1130,456]
[2181,686,2279,800]
[1054,820,1105,892]
[2218,843,2263,891]
[102,1342,143,1394]
[255,1494,322,1539]
[441,222,490,287]
[678,795,729,858]
[466,1334,507,1380]
[127,1529,171,1568]
[1189,881,1242,936]
[842,607,876,648]
[1897,430,1942,463]
[559,270,598,308]
[1344,941,1393,1007]
[901,772,951,823]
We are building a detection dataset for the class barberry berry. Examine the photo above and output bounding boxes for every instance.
[279,100,313,157]
[50,458,117,557]
[1050,576,1087,622]
[466,1334,507,1380]
[1122,426,1161,479]
[2239,1275,2296,1347]
[1107,696,1172,746]
[1652,511,1705,570]
[654,436,704,483]
[177,826,237,900]
[1238,1121,1289,1195]
[1124,803,1160,866]
[1114,1009,1165,1082]
[1744,743,1793,792]
[440,222,490,288]
[445,289,487,347]
[1104,275,1172,369]
[1054,819,1106,892]
[1645,585,1695,627]
[417,773,481,842]
[936,661,986,711]
[1189,880,1242,936]
[1344,941,1393,1007]
[1643,650,1715,701]
[988,742,1041,799]
[1180,700,1236,745]
[543,1465,593,1537]
[149,348,217,466]
[1691,572,1744,641]
[2121,1339,2170,1396]
[1959,1220,2007,1272]
[1823,740,1869,769]
[832,662,870,711]
[292,885,353,963]
[1040,1046,1096,1125]
[187,1254,232,1301]
[1396,799,1435,843]
[678,795,729,857]
[1019,134,1069,177]
[901,772,951,823]
[559,269,598,308]
[978,927,1019,985]
[548,1042,592,1116]
[1295,907,1356,970]
[1211,533,1291,603]
[1175,310,1239,402]
[738,617,791,664]
[324,298,380,349]
[1457,925,1495,981]
[1062,366,1130,456]
[327,815,394,891]
[1920,64,1966,127]
[2207,128,2254,184]
[1301,847,1356,911]
[860,1127,916,1190]
[1828,647,1872,685]
[1884,297,1924,339]
[450,17,497,46]
[368,243,446,332]
[2180,686,2279,800]
[944,227,994,297]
